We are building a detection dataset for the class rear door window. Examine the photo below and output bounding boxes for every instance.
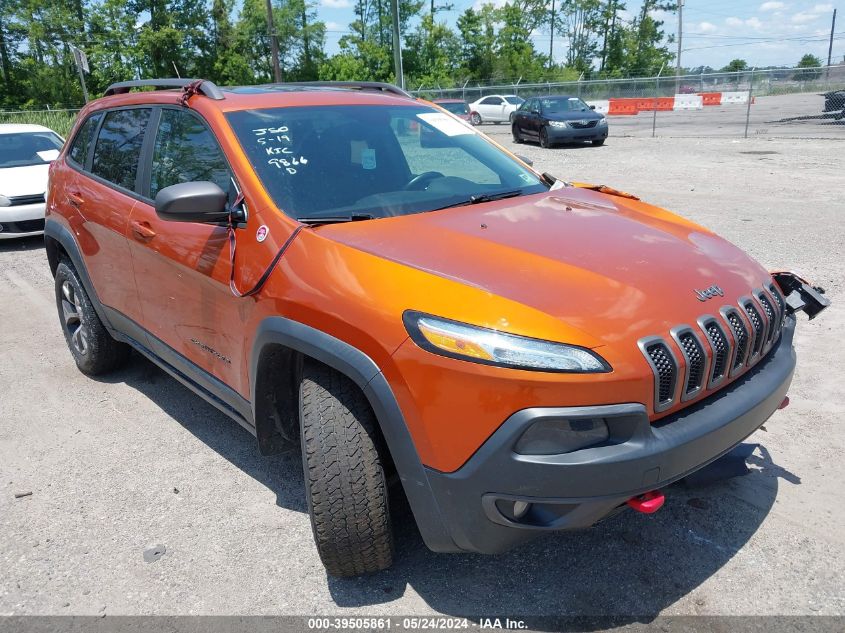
[91,108,151,191]
[68,113,102,168]
[149,109,232,199]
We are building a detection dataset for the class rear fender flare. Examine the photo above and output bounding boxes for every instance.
[44,218,114,331]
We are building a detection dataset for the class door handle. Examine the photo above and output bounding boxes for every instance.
[131,220,156,240]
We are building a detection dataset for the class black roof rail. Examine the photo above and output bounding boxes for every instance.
[277,81,414,99]
[103,78,225,100]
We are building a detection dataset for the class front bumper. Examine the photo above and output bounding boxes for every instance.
[0,203,46,239]
[547,124,608,142]
[423,317,796,554]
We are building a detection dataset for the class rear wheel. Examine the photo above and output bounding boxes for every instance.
[539,126,551,149]
[54,260,130,375]
[512,123,523,143]
[300,360,394,577]
[470,112,481,126]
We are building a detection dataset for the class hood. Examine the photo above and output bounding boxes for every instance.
[0,164,50,198]
[546,110,603,122]
[319,188,771,346]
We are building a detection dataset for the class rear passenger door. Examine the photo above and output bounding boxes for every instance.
[64,107,151,325]
[127,107,246,395]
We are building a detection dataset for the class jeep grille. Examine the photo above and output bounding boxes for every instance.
[639,286,784,414]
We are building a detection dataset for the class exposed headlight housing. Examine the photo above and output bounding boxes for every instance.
[0,195,10,207]
[403,311,610,373]
[548,121,569,129]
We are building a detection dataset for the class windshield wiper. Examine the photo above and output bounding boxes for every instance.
[432,189,524,212]
[297,213,374,225]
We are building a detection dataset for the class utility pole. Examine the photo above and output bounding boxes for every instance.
[548,0,555,68]
[675,0,683,92]
[264,0,282,82]
[827,8,837,78]
[391,0,404,88]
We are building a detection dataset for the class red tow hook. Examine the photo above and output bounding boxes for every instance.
[779,396,790,410]
[627,490,665,514]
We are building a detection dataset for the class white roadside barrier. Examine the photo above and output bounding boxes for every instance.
[673,94,704,111]
[587,100,610,114]
[721,91,749,104]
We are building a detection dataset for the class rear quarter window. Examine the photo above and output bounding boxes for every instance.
[68,113,102,168]
[91,108,151,191]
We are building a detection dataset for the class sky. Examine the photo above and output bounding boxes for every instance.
[316,0,844,71]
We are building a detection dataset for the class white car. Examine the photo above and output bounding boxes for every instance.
[468,94,525,125]
[0,124,64,239]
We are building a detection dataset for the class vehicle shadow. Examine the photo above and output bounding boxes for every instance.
[96,351,308,514]
[103,352,793,625]
[0,234,45,252]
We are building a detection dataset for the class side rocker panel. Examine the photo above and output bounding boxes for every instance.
[251,317,461,553]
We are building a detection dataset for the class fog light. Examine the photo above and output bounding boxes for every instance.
[512,501,530,519]
[515,417,609,455]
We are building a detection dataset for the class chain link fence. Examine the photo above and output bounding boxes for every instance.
[413,65,845,139]
[2,65,843,140]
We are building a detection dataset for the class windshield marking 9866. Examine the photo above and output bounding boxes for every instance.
[226,104,547,223]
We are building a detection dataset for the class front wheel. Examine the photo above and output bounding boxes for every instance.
[470,112,482,126]
[300,361,394,577]
[512,123,523,143]
[54,260,130,375]
[592,139,606,146]
[539,126,551,149]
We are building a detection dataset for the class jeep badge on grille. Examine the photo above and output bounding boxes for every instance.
[694,285,725,301]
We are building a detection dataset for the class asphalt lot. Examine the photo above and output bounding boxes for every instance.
[1,133,843,620]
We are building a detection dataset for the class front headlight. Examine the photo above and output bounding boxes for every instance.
[0,195,10,207]
[597,117,608,125]
[548,121,569,129]
[403,311,610,373]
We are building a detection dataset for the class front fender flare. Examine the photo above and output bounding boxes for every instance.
[250,316,460,553]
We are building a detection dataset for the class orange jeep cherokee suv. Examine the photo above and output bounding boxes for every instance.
[46,79,829,577]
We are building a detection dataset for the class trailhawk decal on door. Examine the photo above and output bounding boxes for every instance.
[190,338,231,364]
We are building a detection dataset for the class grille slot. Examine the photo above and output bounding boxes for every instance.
[767,283,785,329]
[722,308,750,373]
[699,317,731,387]
[756,291,777,346]
[639,338,678,412]
[743,299,765,360]
[671,328,706,399]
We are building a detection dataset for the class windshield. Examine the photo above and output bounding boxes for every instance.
[226,104,547,221]
[540,97,591,113]
[0,131,64,168]
[437,101,470,115]
[505,96,525,105]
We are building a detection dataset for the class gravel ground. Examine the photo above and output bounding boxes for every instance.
[1,134,843,621]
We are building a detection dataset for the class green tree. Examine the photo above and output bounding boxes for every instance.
[795,53,822,80]
[560,0,603,75]
[456,6,497,81]
[621,0,676,76]
[404,13,460,88]
[722,58,748,72]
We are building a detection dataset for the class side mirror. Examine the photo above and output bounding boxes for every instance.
[516,154,533,166]
[155,181,228,223]
[589,104,596,110]
[531,108,540,115]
